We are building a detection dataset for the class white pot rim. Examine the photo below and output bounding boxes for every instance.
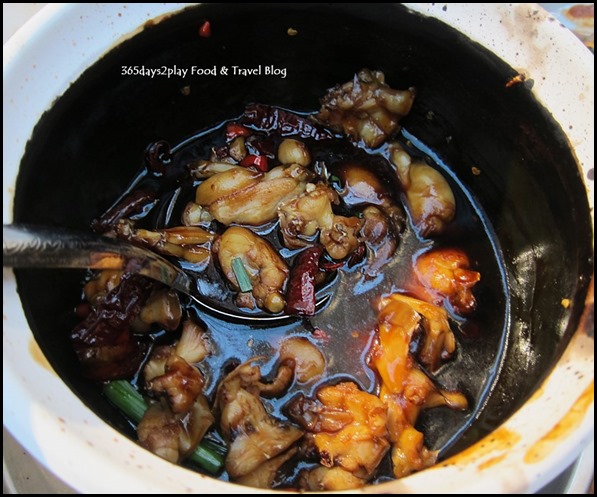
[3,3,594,494]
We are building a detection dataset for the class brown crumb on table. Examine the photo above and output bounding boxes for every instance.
[472,167,481,175]
[561,298,571,309]
[505,73,526,88]
[180,85,191,96]
[287,27,298,36]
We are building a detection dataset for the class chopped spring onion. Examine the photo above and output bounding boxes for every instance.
[231,257,253,292]
[104,379,146,424]
[103,380,225,474]
[328,174,342,192]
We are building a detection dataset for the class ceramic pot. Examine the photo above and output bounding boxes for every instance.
[3,3,593,493]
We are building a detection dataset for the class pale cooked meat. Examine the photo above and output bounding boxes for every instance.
[213,226,289,313]
[390,142,456,237]
[278,336,326,383]
[177,395,215,457]
[194,163,313,225]
[132,288,182,333]
[216,360,303,479]
[113,221,213,264]
[144,320,211,413]
[298,465,367,491]
[137,401,181,463]
[316,69,415,148]
[236,447,298,489]
[137,396,215,463]
[278,183,362,259]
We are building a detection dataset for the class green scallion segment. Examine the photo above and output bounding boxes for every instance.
[231,257,253,292]
[103,380,225,474]
[187,443,225,474]
[104,379,147,424]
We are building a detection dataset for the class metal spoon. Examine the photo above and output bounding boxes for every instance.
[3,224,321,323]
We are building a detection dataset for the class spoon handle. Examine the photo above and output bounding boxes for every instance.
[3,224,192,294]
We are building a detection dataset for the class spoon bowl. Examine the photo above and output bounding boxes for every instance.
[3,224,320,323]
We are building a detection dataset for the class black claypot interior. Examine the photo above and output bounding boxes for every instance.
[13,3,593,469]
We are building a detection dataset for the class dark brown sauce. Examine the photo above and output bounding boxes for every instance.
[99,110,509,483]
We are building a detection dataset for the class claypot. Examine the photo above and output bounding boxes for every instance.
[3,3,593,493]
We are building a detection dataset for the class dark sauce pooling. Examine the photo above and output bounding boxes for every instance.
[84,103,508,486]
[13,4,592,490]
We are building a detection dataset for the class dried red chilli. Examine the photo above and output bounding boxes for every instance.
[225,123,252,140]
[319,244,366,271]
[145,140,172,174]
[347,243,366,267]
[239,154,269,172]
[285,245,324,316]
[319,258,345,271]
[199,20,211,38]
[245,134,277,158]
[241,103,334,140]
[70,274,153,380]
[92,189,157,233]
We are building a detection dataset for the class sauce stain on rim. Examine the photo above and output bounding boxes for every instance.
[441,426,521,468]
[524,380,595,464]
[28,337,54,373]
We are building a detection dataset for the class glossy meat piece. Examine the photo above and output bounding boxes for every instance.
[278,183,363,259]
[277,138,311,166]
[287,382,389,481]
[332,163,405,275]
[372,296,468,478]
[216,360,303,479]
[133,288,182,333]
[335,163,393,209]
[298,466,367,491]
[147,354,205,413]
[390,143,456,237]
[236,448,297,489]
[113,221,213,264]
[188,159,239,179]
[174,319,212,364]
[278,336,326,383]
[214,226,289,313]
[70,273,153,380]
[177,395,215,457]
[137,401,180,463]
[316,69,415,148]
[194,163,312,225]
[382,293,455,372]
[143,320,211,413]
[360,206,399,277]
[138,320,214,462]
[83,269,124,304]
[412,248,481,314]
[137,396,214,464]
